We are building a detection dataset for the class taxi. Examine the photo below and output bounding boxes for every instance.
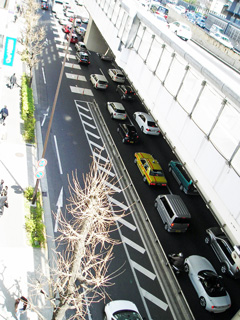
[134,152,167,186]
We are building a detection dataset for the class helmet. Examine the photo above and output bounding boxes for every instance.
[178,252,183,257]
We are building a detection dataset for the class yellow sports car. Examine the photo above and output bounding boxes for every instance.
[134,152,167,186]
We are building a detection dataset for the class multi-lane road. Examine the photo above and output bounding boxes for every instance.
[34,6,240,320]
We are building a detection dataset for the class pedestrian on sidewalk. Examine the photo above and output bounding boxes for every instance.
[0,106,9,125]
[9,73,17,89]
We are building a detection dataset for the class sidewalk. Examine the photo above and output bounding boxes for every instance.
[0,9,52,320]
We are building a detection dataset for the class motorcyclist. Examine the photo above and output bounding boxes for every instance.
[170,252,184,268]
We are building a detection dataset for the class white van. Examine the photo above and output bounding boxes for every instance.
[209,24,224,36]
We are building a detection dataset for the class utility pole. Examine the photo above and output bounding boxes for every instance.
[32,18,76,204]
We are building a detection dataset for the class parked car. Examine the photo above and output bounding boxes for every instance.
[168,160,198,195]
[117,123,139,144]
[116,85,136,100]
[173,5,186,14]
[134,152,167,186]
[76,26,86,36]
[184,255,231,313]
[108,69,125,83]
[169,21,192,41]
[205,227,240,278]
[90,74,108,89]
[82,17,89,24]
[133,112,160,135]
[41,1,49,10]
[107,102,127,120]
[76,51,90,64]
[75,41,87,52]
[196,18,206,28]
[104,300,143,320]
[211,33,233,49]
[209,24,224,36]
[62,25,72,33]
[66,33,78,44]
[149,3,169,19]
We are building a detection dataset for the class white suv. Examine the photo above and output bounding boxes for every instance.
[108,69,125,83]
[90,74,108,89]
[107,102,127,120]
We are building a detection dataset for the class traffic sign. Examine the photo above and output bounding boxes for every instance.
[35,170,45,179]
[38,158,48,167]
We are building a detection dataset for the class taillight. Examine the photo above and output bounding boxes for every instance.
[125,90,127,94]
[162,184,167,186]
[146,128,150,131]
[106,85,108,88]
[158,130,160,133]
[150,182,156,186]
[171,223,174,227]
[126,134,129,137]
[96,83,98,87]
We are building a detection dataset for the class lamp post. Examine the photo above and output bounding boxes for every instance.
[32,18,76,204]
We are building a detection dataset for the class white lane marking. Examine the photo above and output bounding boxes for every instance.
[103,181,121,193]
[58,52,76,60]
[92,152,109,163]
[115,216,136,231]
[97,164,115,177]
[41,107,49,127]
[56,44,72,51]
[89,141,104,151]
[122,235,145,254]
[131,260,156,280]
[65,73,86,81]
[54,135,63,175]
[54,187,63,233]
[82,120,96,129]
[42,67,46,84]
[70,86,93,96]
[141,288,168,311]
[85,130,100,140]
[64,62,80,69]
[77,104,89,112]
[78,112,92,120]
[108,197,128,211]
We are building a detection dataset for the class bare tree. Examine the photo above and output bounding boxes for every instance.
[28,158,126,320]
[20,0,46,87]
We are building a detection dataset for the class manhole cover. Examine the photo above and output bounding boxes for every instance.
[15,153,24,157]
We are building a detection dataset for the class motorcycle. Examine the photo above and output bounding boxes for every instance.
[168,253,184,275]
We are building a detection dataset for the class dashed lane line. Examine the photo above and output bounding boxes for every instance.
[141,288,169,311]
[56,44,72,51]
[131,259,156,281]
[122,235,145,254]
[65,73,86,81]
[58,52,76,60]
[70,86,93,96]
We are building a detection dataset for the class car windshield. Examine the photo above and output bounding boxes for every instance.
[150,170,164,176]
[116,109,125,113]
[113,310,142,320]
[117,74,125,78]
[147,121,157,128]
[199,270,227,297]
[98,81,107,85]
[182,25,190,31]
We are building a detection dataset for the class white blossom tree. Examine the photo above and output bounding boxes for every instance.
[28,158,127,320]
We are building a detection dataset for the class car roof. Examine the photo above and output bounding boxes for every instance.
[109,102,125,110]
[92,74,108,81]
[135,112,155,121]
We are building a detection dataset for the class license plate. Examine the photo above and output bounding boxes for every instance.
[130,141,134,144]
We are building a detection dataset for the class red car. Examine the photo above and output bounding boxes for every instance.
[62,25,72,34]
[67,33,78,44]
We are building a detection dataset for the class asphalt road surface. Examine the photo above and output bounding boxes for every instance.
[34,7,240,320]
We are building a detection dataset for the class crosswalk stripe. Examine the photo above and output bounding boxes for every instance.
[56,44,72,51]
[103,181,121,193]
[92,152,109,163]
[97,165,115,177]
[70,86,93,96]
[58,52,76,60]
[141,288,168,311]
[82,120,96,129]
[116,217,136,231]
[77,104,89,112]
[78,111,92,120]
[65,73,86,81]
[85,130,100,140]
[64,62,80,69]
[55,38,68,44]
[131,260,156,280]
[89,141,104,151]
[122,236,145,254]
[109,197,128,211]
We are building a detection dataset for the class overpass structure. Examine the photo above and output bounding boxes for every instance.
[84,0,240,247]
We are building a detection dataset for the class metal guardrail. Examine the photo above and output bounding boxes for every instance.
[91,100,195,320]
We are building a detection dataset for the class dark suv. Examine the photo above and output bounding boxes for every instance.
[205,227,240,278]
[116,85,136,100]
[76,51,90,65]
[117,124,139,144]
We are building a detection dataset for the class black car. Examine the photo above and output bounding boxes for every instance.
[117,124,139,144]
[116,85,136,100]
[76,51,90,65]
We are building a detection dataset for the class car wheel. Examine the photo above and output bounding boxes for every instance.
[141,126,144,132]
[164,223,168,231]
[111,113,114,119]
[154,201,158,208]
[133,113,136,120]
[180,184,184,192]
[184,263,189,273]
[143,176,147,183]
[134,158,137,164]
[199,297,206,308]
[221,263,228,274]
[168,166,172,173]
[121,95,124,100]
[204,236,211,245]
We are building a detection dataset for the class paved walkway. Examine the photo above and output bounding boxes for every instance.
[0,6,52,320]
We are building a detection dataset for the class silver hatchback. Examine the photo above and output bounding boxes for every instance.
[205,227,240,279]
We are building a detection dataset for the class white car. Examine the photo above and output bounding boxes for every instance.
[184,255,231,313]
[211,33,233,49]
[76,26,86,36]
[108,69,125,83]
[107,102,127,120]
[90,74,108,89]
[169,21,192,41]
[133,112,160,135]
[104,300,143,320]
[65,9,74,17]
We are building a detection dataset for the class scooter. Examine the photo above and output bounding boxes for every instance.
[168,253,184,275]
